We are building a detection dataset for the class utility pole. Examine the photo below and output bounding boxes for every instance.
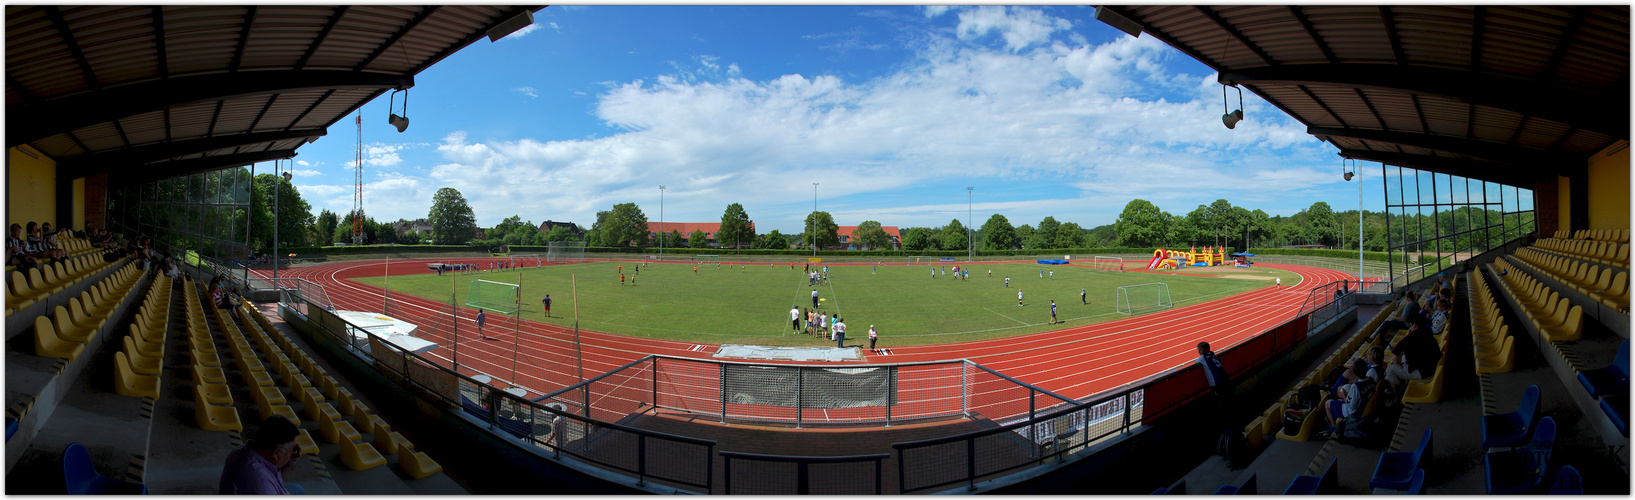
[967,187,974,262]
[812,183,819,257]
[659,185,666,260]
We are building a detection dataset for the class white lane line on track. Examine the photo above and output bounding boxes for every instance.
[983,307,1031,326]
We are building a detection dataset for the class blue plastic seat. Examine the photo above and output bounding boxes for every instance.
[62,442,147,494]
[1577,339,1630,398]
[1283,457,1338,494]
[1485,416,1557,494]
[1151,480,1185,495]
[1483,385,1541,449]
[1213,474,1255,495]
[1548,465,1583,494]
[1369,429,1432,490]
[5,417,15,442]
[1404,470,1426,494]
[1600,394,1628,437]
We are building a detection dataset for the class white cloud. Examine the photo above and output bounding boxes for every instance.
[296,160,310,166]
[290,169,323,177]
[954,6,1072,53]
[514,86,537,98]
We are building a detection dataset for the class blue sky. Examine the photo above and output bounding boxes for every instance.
[269,5,1403,233]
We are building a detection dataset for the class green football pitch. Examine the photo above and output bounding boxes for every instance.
[349,261,1300,347]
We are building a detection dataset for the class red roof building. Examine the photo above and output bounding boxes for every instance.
[837,225,901,250]
[647,222,757,248]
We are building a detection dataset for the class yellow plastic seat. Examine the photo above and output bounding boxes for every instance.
[355,412,387,435]
[52,307,97,343]
[1476,337,1516,374]
[34,316,86,360]
[243,368,274,388]
[1242,419,1266,450]
[302,388,329,421]
[339,434,386,470]
[114,352,160,398]
[374,429,409,454]
[123,338,164,375]
[192,346,221,367]
[295,429,320,455]
[69,297,108,332]
[335,388,360,417]
[286,372,312,390]
[258,403,301,427]
[11,271,43,304]
[192,363,227,385]
[189,336,218,355]
[194,385,243,432]
[319,376,339,400]
[1474,326,1509,358]
[1402,364,1445,404]
[254,385,289,406]
[1277,396,1330,442]
[1540,306,1584,343]
[398,450,442,479]
[319,408,362,444]
[198,382,234,405]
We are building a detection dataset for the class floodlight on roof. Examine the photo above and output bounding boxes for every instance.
[488,10,535,42]
[1222,85,1244,130]
[388,89,410,133]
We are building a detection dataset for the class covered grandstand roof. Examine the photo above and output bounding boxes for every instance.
[1098,5,1630,185]
[6,5,544,184]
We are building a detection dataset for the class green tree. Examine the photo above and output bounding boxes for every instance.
[493,215,526,236]
[1035,216,1060,249]
[853,220,890,250]
[760,230,789,250]
[543,226,577,242]
[428,187,477,245]
[803,211,840,249]
[902,227,934,251]
[1055,222,1085,248]
[583,229,601,247]
[1206,199,1234,248]
[593,203,650,247]
[718,203,753,250]
[667,229,684,249]
[250,173,313,248]
[982,214,1018,251]
[689,229,709,248]
[1114,199,1168,247]
[399,229,422,245]
[1246,209,1270,248]
[1016,224,1038,249]
[1307,201,1338,247]
[940,219,969,251]
[315,209,339,246]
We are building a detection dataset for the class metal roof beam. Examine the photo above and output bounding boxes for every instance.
[1220,64,1628,138]
[7,70,412,147]
[1313,126,1580,168]
[112,150,298,186]
[1287,6,1336,64]
[57,129,324,179]
[355,6,441,72]
[296,6,348,70]
[1195,6,1275,66]
[1336,148,1532,187]
[45,7,101,92]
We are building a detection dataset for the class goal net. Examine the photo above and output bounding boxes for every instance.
[1091,256,1125,272]
[1115,282,1174,316]
[466,279,520,314]
[697,254,719,264]
[906,256,934,265]
[510,254,542,267]
[546,241,587,264]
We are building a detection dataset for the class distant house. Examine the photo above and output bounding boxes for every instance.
[393,218,433,236]
[473,227,486,240]
[645,222,757,248]
[838,225,902,250]
[537,220,583,237]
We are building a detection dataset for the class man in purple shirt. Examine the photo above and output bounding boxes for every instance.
[219,417,303,494]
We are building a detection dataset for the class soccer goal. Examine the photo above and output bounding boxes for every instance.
[697,255,719,264]
[466,279,520,314]
[1115,282,1174,316]
[906,256,934,265]
[510,253,543,267]
[1091,256,1125,272]
[546,241,587,264]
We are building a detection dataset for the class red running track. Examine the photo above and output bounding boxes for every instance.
[252,259,1355,407]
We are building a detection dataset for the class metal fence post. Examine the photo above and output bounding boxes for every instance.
[966,437,977,490]
[874,456,883,495]
[796,367,804,429]
[723,453,732,495]
[581,385,590,419]
[651,357,659,410]
[637,434,647,486]
[961,361,970,418]
[1122,394,1131,433]
[885,366,894,427]
[719,364,727,424]
[1029,390,1036,423]
[797,461,810,495]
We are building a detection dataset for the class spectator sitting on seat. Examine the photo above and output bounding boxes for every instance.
[1324,359,1369,429]
[210,277,241,322]
[39,222,68,258]
[25,222,65,262]
[1364,346,1384,382]
[163,257,180,279]
[1385,320,1439,394]
[1429,299,1451,336]
[219,416,304,495]
[7,223,38,269]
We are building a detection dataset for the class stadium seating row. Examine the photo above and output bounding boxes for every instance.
[1246,298,1397,446]
[32,262,143,361]
[8,252,116,316]
[208,290,444,480]
[1491,260,1586,343]
[1549,228,1631,244]
[114,275,174,398]
[1511,248,1630,313]
[1533,236,1629,269]
[1468,271,1517,374]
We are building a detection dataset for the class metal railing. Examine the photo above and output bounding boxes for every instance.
[529,354,1073,428]
[894,385,1145,493]
[288,297,716,493]
[1248,255,1393,278]
[721,451,889,494]
[1298,280,1362,333]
